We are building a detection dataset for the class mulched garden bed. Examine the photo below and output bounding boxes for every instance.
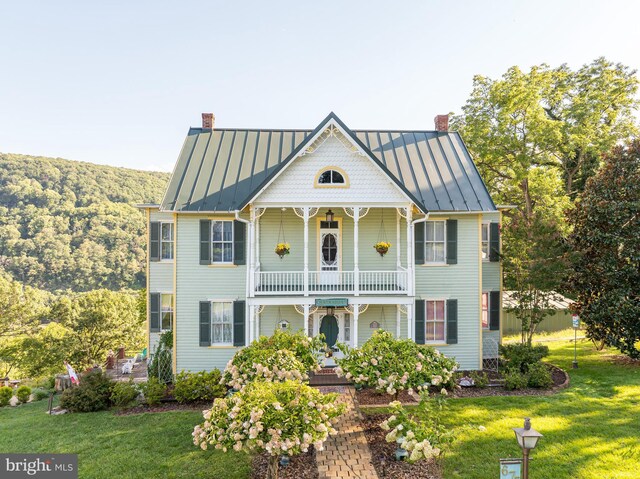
[114,400,212,416]
[361,414,442,479]
[604,354,640,367]
[251,449,318,479]
[355,364,569,405]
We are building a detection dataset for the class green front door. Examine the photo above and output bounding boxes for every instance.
[320,314,339,347]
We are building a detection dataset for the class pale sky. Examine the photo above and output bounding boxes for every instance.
[1,0,639,172]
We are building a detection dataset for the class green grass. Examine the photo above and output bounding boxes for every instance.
[1,341,638,479]
[364,340,640,479]
[502,328,586,343]
[0,404,251,478]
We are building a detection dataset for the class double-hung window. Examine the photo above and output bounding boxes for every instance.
[161,294,173,331]
[211,302,233,345]
[212,221,233,264]
[481,223,489,260]
[426,300,446,342]
[425,221,446,263]
[161,223,174,260]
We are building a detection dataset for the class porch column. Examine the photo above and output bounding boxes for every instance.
[303,207,309,296]
[396,306,401,338]
[248,206,256,298]
[407,302,413,340]
[255,306,261,340]
[303,304,310,336]
[352,304,359,347]
[406,206,413,296]
[248,302,255,344]
[353,207,360,296]
[396,210,402,269]
[255,208,261,269]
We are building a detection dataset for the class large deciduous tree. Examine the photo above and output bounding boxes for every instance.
[50,289,145,369]
[568,141,640,358]
[452,58,638,341]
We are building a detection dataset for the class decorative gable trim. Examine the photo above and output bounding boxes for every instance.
[240,113,426,212]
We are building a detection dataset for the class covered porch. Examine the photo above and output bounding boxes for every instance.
[247,205,416,297]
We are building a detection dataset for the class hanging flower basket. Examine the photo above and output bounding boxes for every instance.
[374,241,391,257]
[275,242,290,259]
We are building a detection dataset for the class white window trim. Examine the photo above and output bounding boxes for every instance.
[210,300,234,346]
[211,220,234,265]
[425,299,447,344]
[481,222,490,262]
[159,292,173,332]
[160,222,174,262]
[425,220,447,265]
[481,292,489,329]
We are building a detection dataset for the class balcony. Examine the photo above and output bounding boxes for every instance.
[253,268,409,295]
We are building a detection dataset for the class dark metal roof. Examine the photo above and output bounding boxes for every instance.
[161,113,496,213]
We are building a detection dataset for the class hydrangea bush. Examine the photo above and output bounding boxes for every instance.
[222,330,326,390]
[193,380,345,479]
[380,393,453,463]
[335,330,458,398]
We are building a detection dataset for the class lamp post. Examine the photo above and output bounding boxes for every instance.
[513,417,543,479]
[572,314,580,369]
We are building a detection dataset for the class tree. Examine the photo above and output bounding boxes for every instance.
[451,58,637,340]
[50,289,145,369]
[568,141,640,358]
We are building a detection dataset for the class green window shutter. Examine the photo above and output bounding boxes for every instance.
[199,301,211,346]
[446,299,458,344]
[414,299,425,344]
[489,291,500,331]
[489,222,500,262]
[200,220,211,265]
[233,221,246,265]
[233,300,246,347]
[446,219,457,265]
[149,293,160,332]
[414,222,425,264]
[150,222,160,262]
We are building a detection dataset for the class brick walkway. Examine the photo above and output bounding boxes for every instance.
[316,386,379,479]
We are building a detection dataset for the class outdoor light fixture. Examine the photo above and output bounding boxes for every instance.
[325,209,334,222]
[512,417,543,479]
[327,306,335,316]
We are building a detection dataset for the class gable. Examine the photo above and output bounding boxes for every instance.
[254,126,409,206]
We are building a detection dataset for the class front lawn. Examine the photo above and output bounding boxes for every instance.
[1,339,637,479]
[364,339,640,479]
[0,403,250,479]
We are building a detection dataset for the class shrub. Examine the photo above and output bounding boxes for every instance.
[503,370,529,390]
[194,380,345,479]
[222,330,326,390]
[16,386,32,404]
[111,380,140,408]
[527,362,553,389]
[31,388,50,402]
[59,371,114,412]
[173,370,226,403]
[469,371,489,388]
[500,343,549,373]
[0,386,12,407]
[335,330,459,397]
[139,377,166,405]
[148,331,173,384]
[379,392,453,463]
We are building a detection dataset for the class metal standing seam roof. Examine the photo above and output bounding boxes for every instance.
[503,291,574,310]
[160,113,497,213]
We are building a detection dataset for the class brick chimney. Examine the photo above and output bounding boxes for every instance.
[434,114,449,132]
[202,113,215,130]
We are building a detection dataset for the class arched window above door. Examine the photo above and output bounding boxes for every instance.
[315,166,349,187]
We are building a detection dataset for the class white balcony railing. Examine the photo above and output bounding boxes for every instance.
[254,269,408,296]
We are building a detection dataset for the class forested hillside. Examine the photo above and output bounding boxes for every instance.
[0,153,169,292]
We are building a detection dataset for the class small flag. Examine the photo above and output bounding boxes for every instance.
[65,362,79,385]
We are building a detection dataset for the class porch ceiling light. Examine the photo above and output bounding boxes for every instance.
[327,306,335,316]
[325,209,334,222]
[513,417,543,451]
